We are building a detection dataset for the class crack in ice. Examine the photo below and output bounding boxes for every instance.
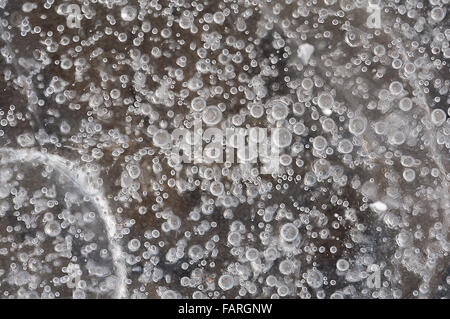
[0,147,128,298]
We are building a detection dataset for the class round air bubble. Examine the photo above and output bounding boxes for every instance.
[250,104,264,118]
[227,231,241,246]
[245,248,259,261]
[430,109,446,127]
[44,221,61,237]
[128,238,141,252]
[279,260,295,275]
[403,168,416,182]
[141,21,151,32]
[218,274,234,291]
[121,5,137,21]
[191,97,206,112]
[349,116,367,136]
[313,136,328,151]
[152,129,171,148]
[213,12,225,24]
[60,121,71,134]
[280,223,299,242]
[401,155,414,167]
[322,118,335,132]
[374,121,387,135]
[336,259,350,272]
[293,102,305,116]
[280,154,292,166]
[337,139,353,154]
[306,269,323,289]
[293,122,306,135]
[264,247,279,261]
[373,44,386,56]
[231,114,243,126]
[272,128,292,148]
[271,101,289,120]
[431,7,446,22]
[302,78,314,90]
[127,164,141,179]
[202,106,222,126]
[110,89,121,99]
[389,131,406,145]
[210,181,224,196]
[399,97,413,111]
[318,92,334,109]
[60,58,73,70]
[389,81,403,95]
[179,12,193,29]
[404,62,416,74]
[188,245,204,261]
[266,275,277,287]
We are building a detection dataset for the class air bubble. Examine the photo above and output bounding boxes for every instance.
[210,181,224,196]
[250,104,264,118]
[245,248,259,261]
[349,117,367,136]
[218,274,234,291]
[313,136,328,151]
[279,260,295,275]
[431,7,446,22]
[399,97,413,111]
[191,97,206,112]
[121,5,137,22]
[272,128,292,148]
[44,221,61,237]
[318,93,334,109]
[128,239,141,252]
[336,259,350,272]
[271,101,289,120]
[153,129,171,148]
[337,139,353,154]
[227,231,242,246]
[213,12,225,24]
[202,106,222,126]
[306,269,323,289]
[430,109,446,126]
[403,168,416,182]
[280,223,299,242]
[389,81,403,95]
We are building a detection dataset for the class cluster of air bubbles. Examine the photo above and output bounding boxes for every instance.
[0,0,448,299]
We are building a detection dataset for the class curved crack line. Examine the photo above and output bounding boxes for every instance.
[0,147,127,298]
